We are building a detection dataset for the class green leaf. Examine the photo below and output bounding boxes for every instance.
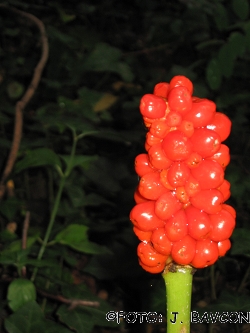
[14,148,62,174]
[4,301,72,333]
[213,4,229,31]
[231,228,250,256]
[83,43,133,81]
[57,305,94,333]
[0,197,21,220]
[54,224,111,254]
[231,0,249,20]
[65,184,85,208]
[218,43,235,78]
[7,279,36,312]
[60,155,98,174]
[1,235,39,254]
[206,58,222,90]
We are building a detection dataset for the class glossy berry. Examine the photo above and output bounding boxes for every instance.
[139,259,166,274]
[218,239,231,257]
[130,201,165,231]
[165,209,188,242]
[155,191,182,220]
[166,111,182,127]
[138,171,168,200]
[168,86,192,115]
[169,75,193,95]
[150,120,170,138]
[207,112,232,142]
[133,227,152,242]
[153,82,170,98]
[209,209,236,242]
[206,144,230,169]
[191,239,219,268]
[190,159,224,190]
[151,228,172,255]
[140,94,166,119]
[146,132,163,146]
[186,205,211,239]
[184,98,216,128]
[190,189,224,214]
[190,128,221,158]
[135,154,155,177]
[171,235,196,265]
[167,162,191,187]
[134,187,148,204]
[162,130,193,161]
[137,242,168,267]
[148,143,173,169]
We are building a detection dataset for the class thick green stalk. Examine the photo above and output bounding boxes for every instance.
[31,133,78,282]
[162,264,194,333]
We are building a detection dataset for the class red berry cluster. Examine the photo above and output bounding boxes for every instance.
[130,75,236,273]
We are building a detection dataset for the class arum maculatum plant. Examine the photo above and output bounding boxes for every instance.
[130,75,235,333]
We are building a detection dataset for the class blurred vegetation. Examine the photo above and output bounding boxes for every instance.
[0,0,250,332]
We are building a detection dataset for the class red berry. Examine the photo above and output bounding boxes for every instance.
[184,98,216,128]
[162,130,193,161]
[206,144,230,169]
[135,154,155,177]
[165,209,188,241]
[137,242,167,267]
[168,86,192,115]
[222,204,236,218]
[191,239,219,268]
[191,160,224,190]
[139,259,166,273]
[140,94,166,119]
[146,132,163,146]
[148,143,173,169]
[151,228,172,255]
[218,239,231,257]
[207,112,231,142]
[184,175,201,197]
[169,75,193,95]
[209,209,236,242]
[153,82,170,98]
[184,152,202,168]
[171,235,196,265]
[130,201,165,231]
[150,120,171,138]
[176,186,190,204]
[167,162,191,187]
[134,187,148,204]
[177,120,194,137]
[190,128,221,158]
[217,179,231,201]
[133,227,152,241]
[138,171,168,200]
[166,111,182,127]
[160,169,175,190]
[190,189,223,214]
[155,192,182,220]
[185,205,211,239]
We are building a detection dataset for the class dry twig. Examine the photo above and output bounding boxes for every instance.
[37,289,100,310]
[0,5,49,199]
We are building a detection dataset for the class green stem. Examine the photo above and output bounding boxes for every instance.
[162,263,194,333]
[31,132,78,282]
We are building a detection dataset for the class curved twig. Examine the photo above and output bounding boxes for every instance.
[0,5,49,199]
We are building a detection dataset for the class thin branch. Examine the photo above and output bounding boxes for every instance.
[21,211,31,278]
[0,5,49,198]
[37,289,100,310]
